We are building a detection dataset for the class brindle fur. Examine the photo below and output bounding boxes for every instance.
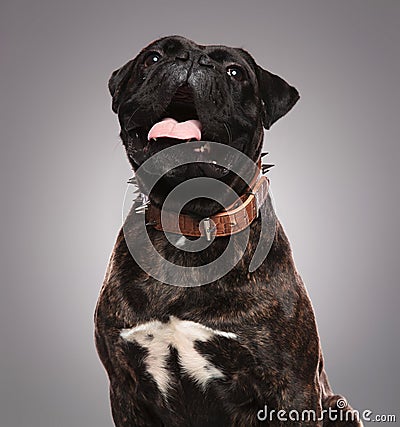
[95,36,361,426]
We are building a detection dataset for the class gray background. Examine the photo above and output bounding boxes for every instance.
[1,0,399,426]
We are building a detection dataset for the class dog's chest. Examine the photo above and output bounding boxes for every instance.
[121,316,237,397]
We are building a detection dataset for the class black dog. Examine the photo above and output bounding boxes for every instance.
[95,35,362,426]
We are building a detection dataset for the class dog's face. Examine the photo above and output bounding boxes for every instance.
[109,35,299,215]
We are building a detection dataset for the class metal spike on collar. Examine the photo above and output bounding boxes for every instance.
[128,175,140,201]
[261,163,274,174]
[135,193,149,214]
[135,204,149,214]
[127,176,138,185]
[260,152,274,174]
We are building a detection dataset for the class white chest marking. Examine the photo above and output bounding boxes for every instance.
[120,316,237,396]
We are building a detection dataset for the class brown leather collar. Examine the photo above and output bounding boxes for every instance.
[145,164,270,241]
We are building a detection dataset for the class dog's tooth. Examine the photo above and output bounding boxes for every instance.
[194,145,206,153]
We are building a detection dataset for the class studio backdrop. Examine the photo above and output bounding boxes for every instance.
[0,1,399,426]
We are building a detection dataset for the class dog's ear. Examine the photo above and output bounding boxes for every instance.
[108,59,137,114]
[256,67,300,130]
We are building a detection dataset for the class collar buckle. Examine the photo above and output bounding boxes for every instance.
[202,218,215,241]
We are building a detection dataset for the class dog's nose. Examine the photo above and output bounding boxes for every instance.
[198,54,215,69]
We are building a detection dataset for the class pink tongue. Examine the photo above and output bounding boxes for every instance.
[148,118,202,141]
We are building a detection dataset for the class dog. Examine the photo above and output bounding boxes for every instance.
[95,35,362,426]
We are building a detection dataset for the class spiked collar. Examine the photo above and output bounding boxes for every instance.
[134,158,272,241]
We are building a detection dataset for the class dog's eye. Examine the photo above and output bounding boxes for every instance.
[143,52,162,67]
[226,65,245,81]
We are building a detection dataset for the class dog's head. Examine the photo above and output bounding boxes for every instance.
[109,35,299,216]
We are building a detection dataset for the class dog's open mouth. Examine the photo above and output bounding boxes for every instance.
[146,85,201,148]
[162,84,199,124]
[123,85,237,179]
[136,86,229,177]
